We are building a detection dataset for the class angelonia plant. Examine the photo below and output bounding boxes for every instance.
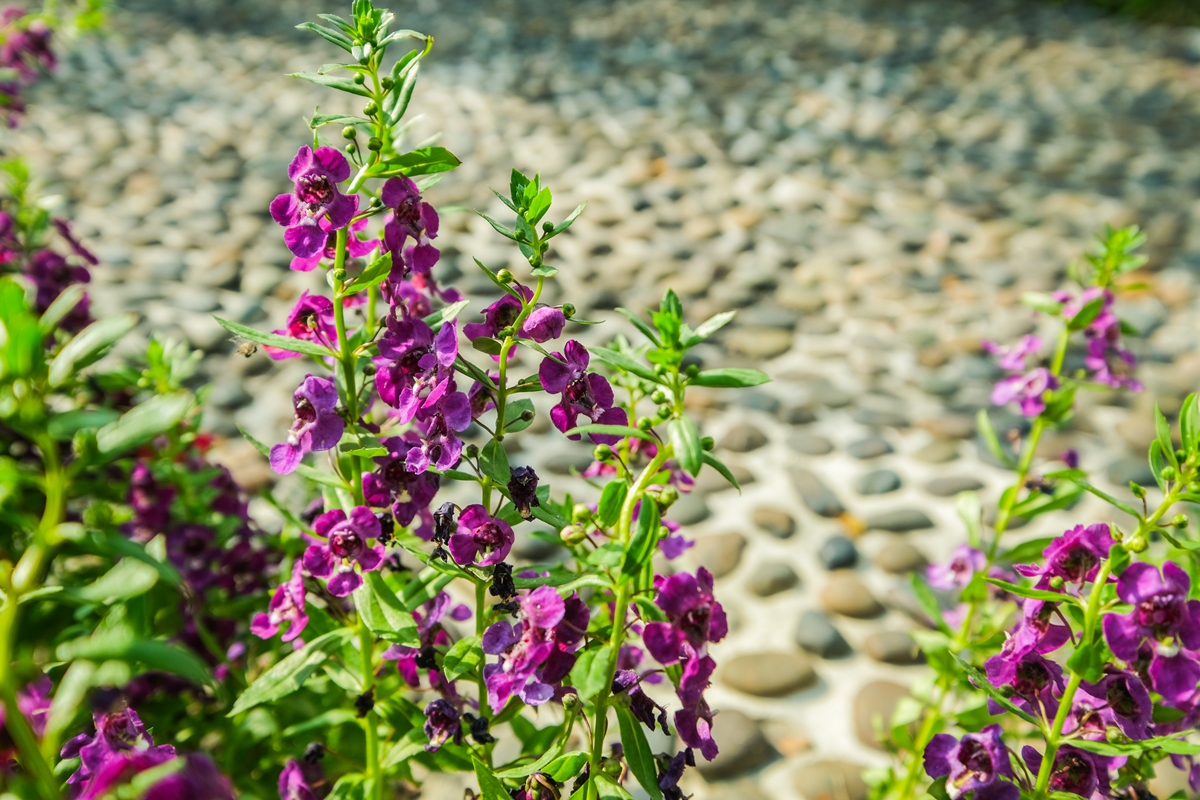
[869,226,1200,800]
[0,0,104,126]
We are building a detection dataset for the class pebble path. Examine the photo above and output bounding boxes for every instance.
[10,0,1200,796]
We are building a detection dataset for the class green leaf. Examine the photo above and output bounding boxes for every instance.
[597,481,628,529]
[296,21,355,51]
[623,498,660,577]
[474,757,511,800]
[530,264,558,278]
[1049,472,1141,519]
[96,392,194,456]
[365,572,418,643]
[700,452,740,492]
[976,409,1016,469]
[985,578,1076,605]
[57,628,213,688]
[668,417,702,477]
[228,630,354,716]
[385,54,422,126]
[688,368,771,388]
[213,316,335,358]
[1066,295,1106,331]
[380,728,426,769]
[473,337,504,356]
[910,574,952,635]
[289,70,371,97]
[442,636,482,682]
[39,284,88,334]
[616,705,664,800]
[48,312,139,386]
[1150,440,1168,493]
[998,537,1054,564]
[85,531,181,587]
[564,424,657,443]
[74,557,159,603]
[549,202,586,237]
[1066,640,1109,683]
[688,310,736,344]
[478,212,519,241]
[1021,292,1064,315]
[950,654,1039,725]
[373,146,462,178]
[494,737,569,778]
[424,299,470,331]
[1181,394,1199,454]
[545,751,589,783]
[613,308,662,347]
[589,345,661,383]
[47,408,120,440]
[594,773,635,800]
[281,709,359,737]
[1070,735,1200,757]
[956,491,983,549]
[527,186,553,225]
[503,398,536,433]
[1156,404,1179,470]
[310,113,372,129]
[343,251,391,294]
[480,439,511,485]
[569,645,614,701]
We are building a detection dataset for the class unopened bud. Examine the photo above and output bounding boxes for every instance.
[342,126,357,139]
[363,363,377,376]
[367,137,382,151]
[1177,449,1187,461]
[561,692,582,715]
[465,443,479,459]
[73,429,98,461]
[571,503,592,525]
[381,77,394,91]
[353,73,366,85]
[651,390,667,404]
[560,525,587,545]
[657,525,671,540]
[1130,482,1146,499]
[561,303,575,319]
[542,221,554,233]
[519,409,534,421]
[657,405,673,419]
[1163,466,1177,482]
[345,143,357,154]
[1173,514,1189,529]
[496,269,514,284]
[658,485,679,509]
[1049,576,1064,590]
[1127,535,1149,554]
[700,436,715,452]
[593,445,612,462]
[685,364,699,378]
[637,416,654,431]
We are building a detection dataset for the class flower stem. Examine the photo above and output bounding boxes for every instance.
[356,615,382,800]
[331,227,365,503]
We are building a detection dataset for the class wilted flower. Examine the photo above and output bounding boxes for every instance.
[508,466,540,520]
[539,341,628,444]
[270,145,358,258]
[423,699,463,752]
[302,506,384,597]
[270,374,345,475]
[1021,745,1111,799]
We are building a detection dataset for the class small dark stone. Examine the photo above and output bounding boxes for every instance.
[847,437,894,459]
[820,572,883,618]
[789,433,834,455]
[866,509,934,532]
[738,390,781,414]
[791,468,845,517]
[855,469,902,495]
[783,404,818,424]
[819,536,858,570]
[854,681,912,750]
[794,610,851,658]
[923,476,985,497]
[1106,456,1157,489]
[687,532,746,579]
[747,563,799,597]
[852,409,910,428]
[723,423,769,453]
[863,631,924,665]
[914,439,959,463]
[752,507,796,539]
[694,710,774,780]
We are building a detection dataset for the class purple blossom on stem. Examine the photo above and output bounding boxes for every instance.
[1103,562,1200,702]
[539,341,628,445]
[927,544,986,591]
[643,567,728,666]
[363,432,441,525]
[126,462,175,541]
[1072,668,1152,741]
[4,676,52,739]
[61,706,177,790]
[673,653,719,760]
[1014,523,1112,589]
[80,752,234,800]
[463,287,565,344]
[264,291,337,360]
[983,641,1064,717]
[612,670,670,732]
[449,504,515,567]
[302,506,384,597]
[270,145,358,258]
[374,316,457,421]
[278,759,319,800]
[269,375,345,475]
[383,592,470,687]
[982,335,1042,371]
[482,587,588,712]
[991,367,1058,417]
[381,176,439,275]
[251,562,309,644]
[406,391,471,473]
[27,248,90,331]
[1085,327,1142,392]
[423,699,463,752]
[923,725,1018,800]
[1021,745,1111,799]
[658,749,695,800]
[0,10,54,79]
[289,215,378,272]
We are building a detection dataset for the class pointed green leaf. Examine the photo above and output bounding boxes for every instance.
[688,368,770,388]
[441,636,482,682]
[474,757,511,800]
[976,409,1016,469]
[700,452,740,492]
[623,497,660,577]
[668,417,702,477]
[228,630,354,716]
[39,284,88,334]
[343,251,391,294]
[616,705,664,800]
[296,21,355,51]
[480,439,511,485]
[564,424,657,443]
[597,481,628,529]
[590,344,661,383]
[289,71,371,97]
[96,392,194,456]
[48,312,139,386]
[213,316,335,358]
[568,645,614,701]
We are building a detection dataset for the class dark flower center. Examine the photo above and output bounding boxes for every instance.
[1137,592,1184,633]
[1050,752,1094,795]
[679,605,712,644]
[1107,679,1139,719]
[473,522,506,551]
[564,375,595,409]
[393,196,421,229]
[297,174,334,207]
[1058,547,1096,582]
[294,396,316,423]
[957,739,994,781]
[1014,660,1052,697]
[330,531,363,559]
[494,303,520,330]
[297,308,319,331]
[383,458,416,489]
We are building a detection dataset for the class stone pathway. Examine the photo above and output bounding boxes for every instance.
[9,0,1200,796]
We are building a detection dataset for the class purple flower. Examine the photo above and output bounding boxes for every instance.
[984,641,1064,717]
[381,176,439,275]
[927,545,986,591]
[923,725,1017,800]
[302,506,384,597]
[270,375,345,475]
[279,759,319,800]
[983,335,1042,371]
[1072,669,1152,740]
[482,587,587,712]
[674,653,718,760]
[165,523,219,590]
[251,562,309,644]
[1014,523,1112,589]
[660,532,694,560]
[0,11,54,79]
[449,504,514,567]
[643,567,728,666]
[383,592,470,687]
[463,287,565,344]
[1021,745,1111,799]
[126,462,176,541]
[27,248,90,331]
[270,145,358,258]
[61,706,177,789]
[507,466,540,520]
[8,676,52,738]
[1007,600,1072,656]
[374,315,458,421]
[612,670,670,733]
[264,291,337,360]
[363,433,441,525]
[423,699,463,752]
[290,215,378,272]
[539,341,628,444]
[406,391,472,473]
[1102,562,1200,702]
[992,367,1058,417]
[52,218,99,266]
[658,749,695,800]
[79,752,234,800]
[76,752,175,800]
[1085,328,1142,392]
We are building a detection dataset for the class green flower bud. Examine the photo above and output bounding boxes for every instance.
[571,503,592,524]
[562,303,576,319]
[520,408,535,421]
[561,692,582,715]
[657,485,679,509]
[593,445,612,462]
[1126,535,1149,553]
[345,143,357,155]
[381,77,394,91]
[657,404,673,419]
[1049,576,1065,590]
[685,364,700,378]
[72,429,98,461]
[465,443,480,459]
[353,73,366,85]
[637,416,654,431]
[1173,514,1189,529]
[560,525,587,545]
[496,269,514,284]
[701,436,715,451]
[342,126,358,139]
[1163,466,1177,482]
[651,390,668,404]
[367,137,383,151]
[1177,449,1187,461]
[363,363,377,376]
[657,525,671,540]
[1130,482,1146,499]
[542,221,554,233]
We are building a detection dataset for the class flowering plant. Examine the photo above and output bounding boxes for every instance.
[867,226,1200,800]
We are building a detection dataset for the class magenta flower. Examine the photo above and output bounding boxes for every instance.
[1006,600,1072,656]
[279,760,319,800]
[464,287,565,344]
[251,562,308,644]
[302,506,384,597]
[643,567,728,666]
[982,335,1042,371]
[927,544,986,591]
[924,725,1017,800]
[612,670,669,732]
[61,706,177,789]
[289,215,378,272]
[449,504,514,567]
[80,752,234,800]
[1103,562,1200,702]
[6,676,52,739]
[383,592,470,687]
[674,652,719,760]
[539,341,628,445]
[424,699,463,752]
[1073,669,1152,740]
[264,291,337,360]
[991,367,1058,417]
[27,248,91,331]
[374,316,458,421]
[1014,523,1112,589]
[270,145,358,258]
[482,586,584,711]
[1060,287,1118,334]
[381,176,439,275]
[125,462,176,541]
[1085,329,1142,392]
[1021,745,1111,799]
[406,391,472,473]
[363,432,441,525]
[983,641,1064,717]
[269,375,345,475]
[52,218,99,265]
[0,10,54,79]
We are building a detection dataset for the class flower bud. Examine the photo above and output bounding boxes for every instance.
[561,303,575,319]
[363,363,377,376]
[73,429,98,461]
[1126,534,1149,553]
[342,126,358,139]
[560,525,587,545]
[1163,466,1177,482]
[637,416,654,431]
[685,363,700,378]
[651,390,667,404]
[657,485,679,509]
[561,692,582,715]
[701,436,715,452]
[367,137,383,151]
[593,445,612,462]
[353,73,366,85]
[1049,576,1065,590]
[465,443,480,459]
[345,142,357,154]
[1130,482,1146,499]
[657,525,671,540]
[1177,449,1187,461]
[571,503,592,524]
[1173,514,1189,528]
[520,408,535,421]
[657,404,673,419]
[381,77,394,91]
[496,268,514,284]
[542,221,554,233]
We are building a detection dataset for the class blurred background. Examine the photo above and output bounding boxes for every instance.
[9,0,1200,797]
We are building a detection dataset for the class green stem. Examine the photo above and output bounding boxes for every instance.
[357,617,381,800]
[896,678,949,800]
[474,578,493,767]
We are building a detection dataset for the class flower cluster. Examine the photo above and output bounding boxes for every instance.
[0,211,95,332]
[0,7,54,125]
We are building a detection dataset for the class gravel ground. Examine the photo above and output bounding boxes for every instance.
[9,0,1200,796]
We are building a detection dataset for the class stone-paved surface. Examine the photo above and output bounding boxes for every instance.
[10,0,1200,796]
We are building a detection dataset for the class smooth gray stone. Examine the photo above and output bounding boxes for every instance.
[671,492,712,525]
[720,651,817,696]
[795,610,851,658]
[688,531,746,578]
[793,760,868,800]
[789,433,834,455]
[874,540,928,574]
[854,681,912,750]
[752,506,796,539]
[923,476,985,497]
[819,535,858,570]
[847,437,894,459]
[791,468,845,517]
[855,469,901,495]
[1106,456,1156,488]
[820,572,883,618]
[864,631,924,665]
[852,408,910,428]
[747,562,799,597]
[723,423,769,452]
[695,710,774,780]
[866,509,934,532]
